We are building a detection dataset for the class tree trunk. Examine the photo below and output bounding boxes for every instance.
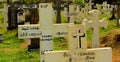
[109,7,116,20]
[56,1,61,23]
[117,5,120,26]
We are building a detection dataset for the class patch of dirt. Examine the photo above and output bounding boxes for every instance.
[100,29,120,47]
[100,29,120,62]
[113,54,120,62]
[20,41,30,49]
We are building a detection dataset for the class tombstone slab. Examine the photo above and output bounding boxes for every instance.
[45,48,112,62]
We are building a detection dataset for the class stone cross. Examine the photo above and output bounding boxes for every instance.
[102,1,108,11]
[63,5,80,23]
[83,10,108,48]
[18,3,74,62]
[88,0,93,11]
[44,23,112,62]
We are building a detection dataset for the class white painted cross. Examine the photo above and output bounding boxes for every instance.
[63,5,87,23]
[102,1,108,11]
[88,0,93,11]
[83,10,108,48]
[63,5,80,23]
[18,3,74,62]
[44,22,112,62]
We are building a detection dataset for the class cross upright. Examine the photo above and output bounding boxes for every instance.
[83,10,108,48]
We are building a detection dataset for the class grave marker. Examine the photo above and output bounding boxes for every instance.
[18,3,73,62]
[63,5,83,23]
[102,1,108,10]
[63,5,77,23]
[84,10,108,48]
[7,5,18,30]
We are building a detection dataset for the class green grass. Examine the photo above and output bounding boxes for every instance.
[0,30,40,62]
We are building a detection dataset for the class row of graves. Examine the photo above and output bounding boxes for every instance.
[63,1,117,24]
[18,3,112,62]
[0,0,116,52]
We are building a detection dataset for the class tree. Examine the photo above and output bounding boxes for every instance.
[115,0,120,26]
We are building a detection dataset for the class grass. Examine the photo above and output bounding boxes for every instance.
[0,30,40,62]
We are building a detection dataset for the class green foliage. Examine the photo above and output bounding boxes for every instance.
[0,29,40,62]
[19,0,40,3]
[116,0,120,4]
[74,0,85,5]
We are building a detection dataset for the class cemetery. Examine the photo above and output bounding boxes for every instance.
[0,0,120,62]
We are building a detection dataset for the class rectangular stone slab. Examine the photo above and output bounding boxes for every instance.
[45,47,112,62]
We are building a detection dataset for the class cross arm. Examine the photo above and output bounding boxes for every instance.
[18,24,41,39]
[53,23,72,37]
[99,18,108,29]
[83,19,94,30]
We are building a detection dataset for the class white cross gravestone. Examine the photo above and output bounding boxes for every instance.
[83,10,108,48]
[63,5,80,23]
[44,23,112,62]
[18,3,74,62]
[102,1,108,11]
[88,0,93,11]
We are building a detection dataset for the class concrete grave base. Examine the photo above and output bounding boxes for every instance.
[45,47,112,62]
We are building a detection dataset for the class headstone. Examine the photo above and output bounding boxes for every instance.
[0,34,3,43]
[44,23,112,62]
[63,5,80,23]
[83,10,108,48]
[18,3,73,62]
[88,0,93,11]
[102,1,108,11]
[7,5,18,30]
[101,2,111,16]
